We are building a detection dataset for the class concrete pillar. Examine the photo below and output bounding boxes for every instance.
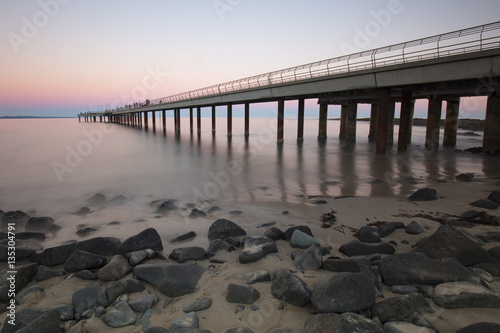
[425,97,442,151]
[483,95,500,154]
[212,105,216,134]
[227,104,232,137]
[93,116,96,122]
[144,111,148,129]
[189,108,194,132]
[398,90,413,152]
[162,110,166,131]
[339,103,348,140]
[197,107,201,133]
[376,88,391,154]
[277,98,285,143]
[152,111,156,130]
[345,101,358,143]
[368,103,378,142]
[244,102,250,137]
[443,98,460,147]
[318,102,328,140]
[174,109,179,132]
[100,116,103,123]
[297,98,305,142]
[387,101,396,145]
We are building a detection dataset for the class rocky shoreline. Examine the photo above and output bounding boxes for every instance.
[0,183,500,332]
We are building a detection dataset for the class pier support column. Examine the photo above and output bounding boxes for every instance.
[443,98,460,147]
[368,103,378,142]
[197,107,201,133]
[100,116,103,123]
[144,112,148,129]
[227,104,232,137]
[152,111,156,130]
[376,88,391,154]
[297,98,305,142]
[244,102,250,137]
[345,101,358,143]
[162,110,166,131]
[398,90,413,152]
[425,97,442,151]
[277,98,285,143]
[93,116,96,122]
[189,108,194,133]
[483,95,500,154]
[212,106,216,134]
[318,102,328,140]
[387,101,396,145]
[174,109,179,132]
[339,104,348,140]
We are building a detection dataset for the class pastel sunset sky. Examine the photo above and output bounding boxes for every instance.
[1,0,499,117]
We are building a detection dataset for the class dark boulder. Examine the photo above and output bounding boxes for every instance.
[0,239,42,261]
[105,278,145,303]
[24,217,55,233]
[72,285,108,314]
[371,293,434,323]
[456,322,500,333]
[155,200,178,214]
[189,209,207,218]
[377,222,405,238]
[76,236,121,256]
[478,231,500,243]
[405,221,425,235]
[86,193,107,206]
[15,309,61,333]
[32,241,77,267]
[488,190,500,204]
[284,226,313,241]
[339,240,395,257]
[262,227,284,241]
[271,269,311,307]
[169,247,206,263]
[290,230,320,249]
[239,236,277,264]
[97,255,132,281]
[208,219,246,241]
[470,199,498,210]
[1,210,30,230]
[116,228,163,255]
[0,263,38,303]
[354,226,381,243]
[225,283,260,304]
[36,265,64,282]
[433,281,500,308]
[169,231,197,244]
[322,257,371,273]
[304,313,383,333]
[63,250,107,272]
[294,245,322,270]
[456,173,474,182]
[408,188,437,201]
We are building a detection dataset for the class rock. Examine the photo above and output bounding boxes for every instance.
[225,236,241,247]
[226,329,254,333]
[184,297,212,312]
[290,230,320,249]
[73,269,98,280]
[73,207,91,216]
[354,226,381,243]
[226,283,260,304]
[456,173,474,182]
[127,250,148,266]
[408,188,437,201]
[208,219,247,241]
[304,313,383,333]
[294,245,322,270]
[36,265,64,282]
[474,262,500,277]
[171,312,198,329]
[271,269,311,307]
[189,209,207,218]
[461,210,481,219]
[319,245,332,256]
[97,255,131,281]
[108,194,128,205]
[414,225,495,266]
[378,222,405,237]
[488,247,500,261]
[455,322,500,333]
[15,309,61,333]
[1,210,30,229]
[87,193,107,206]
[457,228,486,246]
[76,226,99,237]
[472,267,494,282]
[32,241,77,267]
[0,238,42,261]
[241,270,271,284]
[379,253,477,286]
[339,240,395,256]
[137,309,160,331]
[155,200,178,214]
[322,257,371,273]
[116,228,163,255]
[63,250,107,272]
[239,236,277,264]
[405,221,424,234]
[284,226,313,241]
[371,293,435,323]
[134,263,206,297]
[170,231,197,243]
[105,278,145,303]
[391,285,419,295]
[262,227,284,241]
[383,321,436,333]
[0,263,38,303]
[311,271,376,313]
[169,247,206,263]
[72,285,107,314]
[433,281,500,308]
[270,329,298,333]
[5,231,45,241]
[488,190,500,204]
[44,304,74,321]
[470,199,498,210]
[207,206,221,214]
[24,216,55,233]
[127,295,159,312]
[15,285,44,305]
[76,236,121,256]
[102,301,137,328]
[206,239,233,257]
[477,231,500,243]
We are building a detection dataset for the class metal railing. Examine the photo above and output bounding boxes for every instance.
[112,21,500,112]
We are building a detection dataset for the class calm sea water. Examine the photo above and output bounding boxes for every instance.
[0,117,497,247]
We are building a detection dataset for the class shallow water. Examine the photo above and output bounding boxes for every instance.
[0,117,497,248]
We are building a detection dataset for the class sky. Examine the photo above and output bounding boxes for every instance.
[1,0,499,118]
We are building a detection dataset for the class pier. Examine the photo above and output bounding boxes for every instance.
[79,22,500,154]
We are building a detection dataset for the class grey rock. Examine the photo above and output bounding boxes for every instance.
[379,252,477,286]
[24,216,55,233]
[36,265,65,282]
[0,239,42,261]
[1,307,41,333]
[226,283,260,304]
[170,231,197,243]
[116,228,163,255]
[290,230,320,249]
[32,241,77,267]
[408,188,437,201]
[456,322,500,333]
[1,210,30,230]
[354,226,381,243]
[44,304,74,321]
[208,219,246,241]
[470,199,498,210]
[134,263,206,297]
[241,270,271,284]
[457,228,486,246]
[72,285,107,314]
[270,329,298,333]
[339,240,395,256]
[405,221,425,235]
[294,245,322,270]
[284,226,313,241]
[87,193,106,206]
[137,309,161,331]
[205,239,233,257]
[378,222,405,237]
[456,173,474,182]
[105,278,145,303]
[169,247,206,263]
[474,262,500,277]
[239,236,277,264]
[170,311,198,329]
[0,263,38,302]
[127,250,148,266]
[304,313,384,333]
[183,297,212,312]
[76,236,121,256]
[225,328,254,333]
[262,227,284,241]
[322,257,371,273]
[101,301,137,328]
[155,200,178,214]
[225,236,241,247]
[371,293,435,323]
[478,231,500,243]
[63,249,107,272]
[73,269,97,280]
[97,254,131,281]
[189,209,207,218]
[471,267,494,282]
[391,285,419,295]
[311,271,376,313]
[15,309,60,333]
[108,194,128,205]
[488,247,500,261]
[95,306,107,317]
[383,321,436,333]
[433,281,500,308]
[128,294,159,312]
[488,190,500,204]
[271,269,311,307]
[461,210,481,219]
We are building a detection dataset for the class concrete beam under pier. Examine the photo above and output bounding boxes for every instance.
[483,95,500,154]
